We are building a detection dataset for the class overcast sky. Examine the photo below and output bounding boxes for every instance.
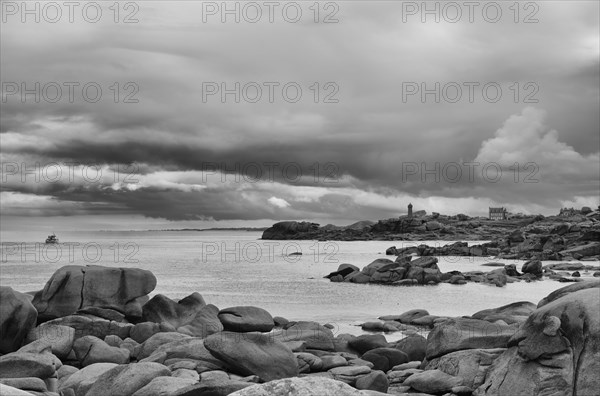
[1,1,599,233]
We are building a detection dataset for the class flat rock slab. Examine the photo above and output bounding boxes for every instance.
[0,377,48,392]
[471,301,537,324]
[329,366,371,376]
[204,331,299,382]
[396,309,430,324]
[403,369,463,394]
[0,352,57,379]
[426,318,517,360]
[0,384,36,396]
[131,376,196,396]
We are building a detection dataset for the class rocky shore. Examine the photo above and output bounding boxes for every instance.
[262,207,600,261]
[324,257,600,287]
[1,265,599,396]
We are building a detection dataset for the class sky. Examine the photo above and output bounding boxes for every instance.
[1,0,599,234]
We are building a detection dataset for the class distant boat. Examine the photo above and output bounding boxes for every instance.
[45,233,59,244]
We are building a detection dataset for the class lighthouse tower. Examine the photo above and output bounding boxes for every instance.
[408,203,413,218]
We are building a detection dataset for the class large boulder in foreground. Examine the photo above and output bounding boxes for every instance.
[474,283,600,396]
[0,287,37,353]
[229,376,364,395]
[204,331,299,381]
[32,265,156,321]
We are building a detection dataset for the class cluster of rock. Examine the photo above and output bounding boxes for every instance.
[1,265,599,396]
[325,256,599,287]
[261,208,600,261]
[356,280,600,395]
[325,257,448,286]
[386,220,600,261]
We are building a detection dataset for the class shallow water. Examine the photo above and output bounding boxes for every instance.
[1,230,597,340]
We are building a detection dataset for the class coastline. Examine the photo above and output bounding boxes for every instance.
[262,209,600,262]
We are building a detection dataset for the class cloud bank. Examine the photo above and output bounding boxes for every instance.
[1,1,598,231]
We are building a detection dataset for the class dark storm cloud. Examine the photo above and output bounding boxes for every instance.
[1,1,598,224]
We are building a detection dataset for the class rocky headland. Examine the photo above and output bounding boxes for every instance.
[262,207,600,261]
[1,265,599,396]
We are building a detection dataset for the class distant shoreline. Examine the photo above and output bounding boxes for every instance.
[97,227,269,232]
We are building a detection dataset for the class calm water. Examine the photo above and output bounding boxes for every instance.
[1,231,597,338]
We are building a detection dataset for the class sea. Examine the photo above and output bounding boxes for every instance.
[1,230,597,340]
